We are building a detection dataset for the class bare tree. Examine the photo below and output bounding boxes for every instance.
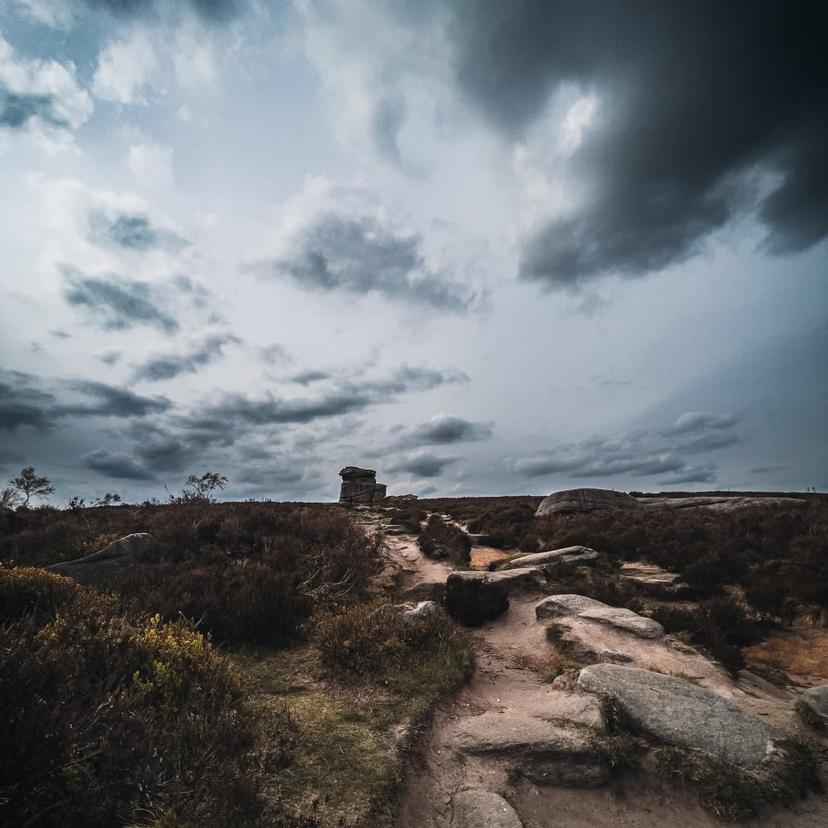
[182,472,228,502]
[0,486,22,510]
[9,467,55,508]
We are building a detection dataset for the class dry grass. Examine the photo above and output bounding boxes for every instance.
[745,626,828,682]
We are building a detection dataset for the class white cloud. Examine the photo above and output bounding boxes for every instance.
[92,30,158,105]
[128,142,174,189]
[0,34,93,147]
[13,0,74,29]
[174,22,217,88]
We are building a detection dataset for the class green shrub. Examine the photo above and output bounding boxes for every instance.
[0,569,270,828]
[313,601,475,690]
[418,515,471,565]
[0,565,85,624]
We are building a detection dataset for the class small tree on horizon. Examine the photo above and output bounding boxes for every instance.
[0,486,22,510]
[9,467,55,508]
[182,472,228,502]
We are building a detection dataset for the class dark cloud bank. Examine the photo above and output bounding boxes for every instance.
[371,0,828,286]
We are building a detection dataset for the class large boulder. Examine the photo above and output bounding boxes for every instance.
[578,664,784,769]
[452,790,523,828]
[506,545,599,570]
[536,594,664,638]
[535,488,640,517]
[47,533,153,586]
[798,685,828,730]
[445,569,544,626]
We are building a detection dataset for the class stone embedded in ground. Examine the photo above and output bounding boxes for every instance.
[535,594,606,618]
[578,664,784,769]
[338,466,387,506]
[401,578,447,603]
[455,568,547,590]
[506,545,599,570]
[535,488,641,517]
[452,790,523,828]
[599,650,634,663]
[373,600,440,625]
[445,572,510,626]
[636,495,807,512]
[798,685,828,730]
[450,692,609,787]
[619,561,688,597]
[535,593,664,638]
[47,533,153,585]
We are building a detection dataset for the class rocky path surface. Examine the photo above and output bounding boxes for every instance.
[358,507,827,828]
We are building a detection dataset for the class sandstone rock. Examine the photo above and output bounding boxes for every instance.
[619,562,687,597]
[599,650,634,664]
[506,545,599,570]
[452,790,523,828]
[383,494,419,503]
[636,495,806,512]
[578,664,784,768]
[401,579,447,603]
[402,600,440,624]
[450,692,609,787]
[535,594,606,618]
[798,685,828,730]
[535,488,641,517]
[338,466,387,506]
[536,594,664,638]
[446,569,546,625]
[48,533,153,585]
[374,600,441,625]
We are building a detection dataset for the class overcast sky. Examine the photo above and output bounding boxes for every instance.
[1,0,826,503]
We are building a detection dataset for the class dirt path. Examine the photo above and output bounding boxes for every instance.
[362,509,828,828]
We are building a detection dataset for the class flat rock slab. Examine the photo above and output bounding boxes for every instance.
[451,568,547,591]
[506,546,599,569]
[536,594,664,638]
[450,692,608,787]
[452,790,523,828]
[578,664,784,769]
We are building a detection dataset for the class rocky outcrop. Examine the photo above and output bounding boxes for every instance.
[450,691,609,787]
[619,562,687,597]
[374,600,441,625]
[798,685,828,730]
[535,488,641,517]
[505,545,599,570]
[636,495,807,512]
[578,664,784,769]
[452,790,523,828]
[47,533,153,585]
[338,466,387,506]
[536,594,664,638]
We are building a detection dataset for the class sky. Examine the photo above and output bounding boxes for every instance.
[0,0,826,504]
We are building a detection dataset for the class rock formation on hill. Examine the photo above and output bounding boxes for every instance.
[338,466,387,506]
[535,487,641,516]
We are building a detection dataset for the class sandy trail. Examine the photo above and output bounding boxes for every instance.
[364,510,827,827]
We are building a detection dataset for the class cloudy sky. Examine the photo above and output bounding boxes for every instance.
[1,0,826,503]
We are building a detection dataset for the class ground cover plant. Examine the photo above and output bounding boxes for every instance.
[0,495,475,827]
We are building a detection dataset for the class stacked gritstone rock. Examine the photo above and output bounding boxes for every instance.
[338,466,387,506]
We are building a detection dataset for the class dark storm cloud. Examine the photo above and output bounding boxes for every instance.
[260,213,477,311]
[131,333,240,382]
[82,448,154,480]
[291,370,332,385]
[374,0,828,284]
[88,211,189,252]
[0,372,170,432]
[174,364,468,437]
[63,268,179,333]
[387,452,459,478]
[657,465,718,486]
[62,380,171,418]
[0,373,56,431]
[511,410,742,484]
[389,414,493,449]
[0,92,69,130]
[750,465,790,475]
